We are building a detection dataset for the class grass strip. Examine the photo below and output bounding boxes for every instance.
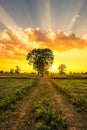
[0,79,38,113]
[51,79,87,112]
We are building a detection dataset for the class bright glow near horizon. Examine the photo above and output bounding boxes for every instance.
[0,0,87,73]
[49,65,57,72]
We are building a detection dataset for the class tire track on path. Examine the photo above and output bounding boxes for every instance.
[46,78,87,130]
[1,77,87,130]
[12,78,43,130]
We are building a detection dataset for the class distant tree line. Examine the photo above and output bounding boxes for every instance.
[0,66,21,74]
[0,47,87,76]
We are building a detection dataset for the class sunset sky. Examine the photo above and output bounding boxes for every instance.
[0,0,87,73]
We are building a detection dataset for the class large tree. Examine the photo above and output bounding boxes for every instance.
[26,48,54,76]
[58,64,67,74]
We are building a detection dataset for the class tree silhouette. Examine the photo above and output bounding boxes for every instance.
[26,48,54,77]
[0,70,4,74]
[10,68,14,74]
[58,64,67,74]
[15,66,21,74]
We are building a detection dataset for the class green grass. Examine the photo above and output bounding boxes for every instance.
[0,78,38,112]
[0,77,68,129]
[32,100,67,130]
[25,82,68,130]
[51,79,87,112]
[33,102,58,130]
[0,78,35,99]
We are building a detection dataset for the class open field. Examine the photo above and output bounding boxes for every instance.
[0,78,34,99]
[0,77,38,112]
[51,78,87,113]
[0,76,87,130]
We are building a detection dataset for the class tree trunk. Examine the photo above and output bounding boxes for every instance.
[41,72,44,77]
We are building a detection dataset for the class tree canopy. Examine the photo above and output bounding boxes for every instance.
[58,64,67,74]
[15,66,21,74]
[26,48,54,76]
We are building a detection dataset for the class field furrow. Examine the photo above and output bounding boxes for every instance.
[0,77,87,130]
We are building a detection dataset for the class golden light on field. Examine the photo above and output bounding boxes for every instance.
[0,1,87,73]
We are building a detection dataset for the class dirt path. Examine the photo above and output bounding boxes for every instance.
[12,88,39,130]
[0,79,41,130]
[11,77,51,130]
[36,77,87,130]
[46,78,87,130]
[0,77,87,130]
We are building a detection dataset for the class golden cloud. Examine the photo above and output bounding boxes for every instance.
[0,28,87,59]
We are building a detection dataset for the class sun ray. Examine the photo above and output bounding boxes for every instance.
[44,0,51,30]
[37,0,52,30]
[0,6,25,43]
[0,6,19,33]
[70,0,84,31]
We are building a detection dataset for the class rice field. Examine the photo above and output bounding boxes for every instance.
[0,77,37,112]
[51,78,87,112]
[0,76,87,129]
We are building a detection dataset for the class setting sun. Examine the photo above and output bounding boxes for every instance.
[49,65,57,72]
[0,0,87,73]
